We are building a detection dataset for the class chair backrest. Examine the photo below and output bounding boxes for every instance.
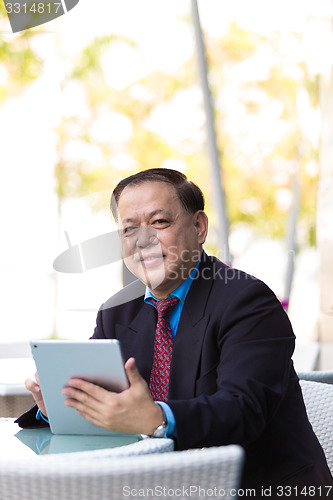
[298,371,333,385]
[300,380,333,474]
[0,444,244,500]
[292,342,320,372]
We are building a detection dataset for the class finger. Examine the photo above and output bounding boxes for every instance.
[25,378,42,397]
[74,407,104,429]
[62,386,90,404]
[125,357,144,386]
[65,378,98,393]
[62,381,104,407]
[25,378,47,416]
[64,396,103,424]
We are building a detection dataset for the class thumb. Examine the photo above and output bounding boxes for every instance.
[125,357,144,386]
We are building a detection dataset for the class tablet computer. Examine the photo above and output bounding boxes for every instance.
[30,339,131,436]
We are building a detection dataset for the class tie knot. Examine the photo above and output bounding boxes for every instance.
[152,296,179,316]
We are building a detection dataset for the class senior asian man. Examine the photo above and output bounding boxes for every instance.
[18,168,333,496]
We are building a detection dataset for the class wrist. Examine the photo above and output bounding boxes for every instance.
[150,404,168,438]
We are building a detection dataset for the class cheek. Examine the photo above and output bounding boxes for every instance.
[121,241,130,258]
[123,256,144,280]
[121,237,137,257]
[162,234,182,259]
[166,246,180,263]
[168,231,199,260]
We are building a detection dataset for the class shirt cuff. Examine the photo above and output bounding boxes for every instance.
[156,401,176,438]
[36,409,49,424]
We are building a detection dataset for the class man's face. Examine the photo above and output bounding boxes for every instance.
[117,181,208,299]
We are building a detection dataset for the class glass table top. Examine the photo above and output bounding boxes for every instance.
[0,418,142,459]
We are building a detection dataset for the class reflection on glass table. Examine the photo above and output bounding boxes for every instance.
[0,419,142,459]
[15,427,142,455]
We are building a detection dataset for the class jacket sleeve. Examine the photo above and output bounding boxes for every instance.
[15,405,49,429]
[168,279,295,450]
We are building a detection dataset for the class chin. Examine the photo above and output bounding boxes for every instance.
[145,270,168,292]
[125,263,163,289]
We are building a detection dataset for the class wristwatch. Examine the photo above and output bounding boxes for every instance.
[151,407,168,438]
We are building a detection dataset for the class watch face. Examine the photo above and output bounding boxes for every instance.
[152,423,167,438]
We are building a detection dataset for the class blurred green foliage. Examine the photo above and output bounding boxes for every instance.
[0,7,320,253]
[0,5,43,100]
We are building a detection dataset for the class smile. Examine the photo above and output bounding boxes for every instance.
[139,254,164,265]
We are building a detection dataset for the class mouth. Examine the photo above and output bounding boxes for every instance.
[138,253,164,266]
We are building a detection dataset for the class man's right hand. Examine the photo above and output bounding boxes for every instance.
[25,372,47,417]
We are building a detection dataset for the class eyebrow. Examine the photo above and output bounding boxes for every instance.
[121,209,172,225]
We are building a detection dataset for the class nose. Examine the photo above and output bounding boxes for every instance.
[136,226,158,248]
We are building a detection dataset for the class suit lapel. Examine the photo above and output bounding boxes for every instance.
[115,303,157,383]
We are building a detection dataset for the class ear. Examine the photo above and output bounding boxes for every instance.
[193,211,208,245]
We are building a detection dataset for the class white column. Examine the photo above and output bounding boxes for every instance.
[318,68,333,368]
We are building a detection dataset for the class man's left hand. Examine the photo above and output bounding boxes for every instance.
[62,357,164,436]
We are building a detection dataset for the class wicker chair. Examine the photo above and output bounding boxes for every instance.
[298,371,333,385]
[0,444,244,500]
[300,380,333,474]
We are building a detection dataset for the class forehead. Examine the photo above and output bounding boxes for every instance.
[117,181,183,218]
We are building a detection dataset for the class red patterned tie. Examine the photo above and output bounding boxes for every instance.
[149,296,179,402]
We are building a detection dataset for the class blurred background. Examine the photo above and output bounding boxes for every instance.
[0,0,332,367]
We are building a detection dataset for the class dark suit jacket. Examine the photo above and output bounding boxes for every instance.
[17,253,332,494]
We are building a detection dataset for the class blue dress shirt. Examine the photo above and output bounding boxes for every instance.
[144,259,201,437]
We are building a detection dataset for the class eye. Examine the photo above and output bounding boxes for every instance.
[153,219,168,226]
[122,226,138,236]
